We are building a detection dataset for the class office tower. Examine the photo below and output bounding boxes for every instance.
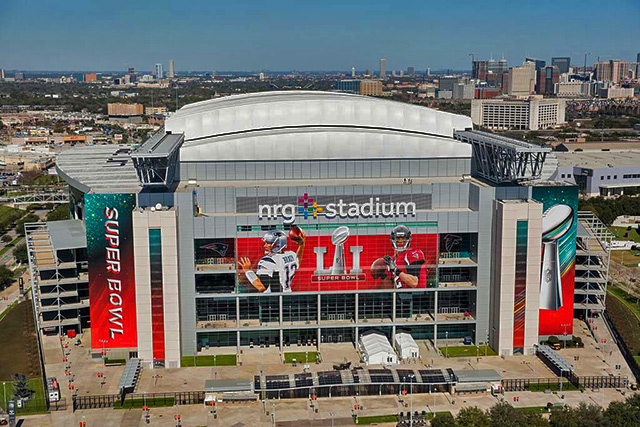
[379,59,386,78]
[351,67,356,78]
[498,58,508,74]
[637,52,640,63]
[15,72,24,80]
[525,57,546,70]
[471,98,566,130]
[472,60,488,81]
[551,57,571,74]
[0,69,4,80]
[168,60,175,78]
[536,66,560,95]
[84,73,98,82]
[595,60,629,83]
[407,66,415,76]
[507,64,536,96]
[155,63,164,79]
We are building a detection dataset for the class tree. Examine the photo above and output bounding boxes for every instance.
[523,411,550,427]
[429,412,456,427]
[1,234,13,243]
[605,401,636,427]
[573,402,604,427]
[456,406,490,427]
[14,243,28,264]
[15,213,39,236]
[0,266,13,289]
[12,374,34,400]
[46,204,69,222]
[488,403,526,427]
[549,407,578,427]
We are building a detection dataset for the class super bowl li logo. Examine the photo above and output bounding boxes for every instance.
[310,226,365,282]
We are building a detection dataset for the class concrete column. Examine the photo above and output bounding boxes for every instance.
[355,293,359,323]
[433,324,438,348]
[434,290,439,322]
[317,294,321,324]
[279,294,283,326]
[236,297,240,328]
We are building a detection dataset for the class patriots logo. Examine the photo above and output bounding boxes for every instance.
[200,242,229,257]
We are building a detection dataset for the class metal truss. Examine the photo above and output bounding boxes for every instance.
[454,130,550,184]
[0,191,69,206]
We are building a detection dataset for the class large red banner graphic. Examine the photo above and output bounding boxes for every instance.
[236,228,438,292]
[85,194,138,350]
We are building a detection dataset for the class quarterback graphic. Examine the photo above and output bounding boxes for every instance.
[371,225,426,288]
[238,226,306,292]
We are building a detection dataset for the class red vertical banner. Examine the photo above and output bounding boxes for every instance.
[85,193,138,350]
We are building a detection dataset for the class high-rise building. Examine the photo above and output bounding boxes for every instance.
[379,59,386,78]
[351,67,356,78]
[472,60,488,81]
[637,52,640,63]
[551,57,571,74]
[507,63,536,96]
[536,66,560,95]
[595,60,629,83]
[337,79,382,96]
[84,73,98,82]
[15,72,24,80]
[407,66,415,76]
[0,69,4,80]
[168,60,175,78]
[155,63,164,79]
[471,98,566,130]
[525,57,546,70]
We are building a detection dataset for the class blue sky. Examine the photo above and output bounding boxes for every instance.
[1,0,639,72]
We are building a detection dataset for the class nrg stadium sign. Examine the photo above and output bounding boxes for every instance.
[259,193,416,224]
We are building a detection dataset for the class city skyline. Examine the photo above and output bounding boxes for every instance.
[0,0,638,71]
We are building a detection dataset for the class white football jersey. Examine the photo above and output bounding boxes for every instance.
[256,250,299,292]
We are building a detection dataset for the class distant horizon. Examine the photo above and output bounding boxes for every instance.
[1,0,638,71]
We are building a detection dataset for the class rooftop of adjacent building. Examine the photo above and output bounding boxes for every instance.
[556,149,640,169]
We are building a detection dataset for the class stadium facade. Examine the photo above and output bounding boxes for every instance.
[38,91,578,369]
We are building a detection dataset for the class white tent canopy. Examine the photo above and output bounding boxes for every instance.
[359,332,398,365]
[394,333,420,360]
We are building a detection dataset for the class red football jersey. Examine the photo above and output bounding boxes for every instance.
[394,248,427,288]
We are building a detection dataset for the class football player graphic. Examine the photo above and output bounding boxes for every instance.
[238,226,306,293]
[370,225,426,288]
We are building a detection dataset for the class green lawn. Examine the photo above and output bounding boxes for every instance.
[356,412,451,424]
[438,345,497,358]
[608,285,640,319]
[610,250,640,267]
[528,382,577,392]
[356,414,398,424]
[283,351,319,363]
[0,300,41,380]
[181,354,237,367]
[114,396,175,409]
[0,236,23,257]
[515,406,549,413]
[0,378,48,415]
[610,226,640,243]
[0,206,24,232]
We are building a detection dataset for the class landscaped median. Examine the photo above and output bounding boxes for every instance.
[283,351,319,364]
[438,345,497,358]
[180,354,237,367]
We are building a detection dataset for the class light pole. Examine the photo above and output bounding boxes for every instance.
[445,331,449,358]
[330,411,336,427]
[3,381,6,410]
[409,374,415,427]
[561,323,570,349]
[193,339,197,367]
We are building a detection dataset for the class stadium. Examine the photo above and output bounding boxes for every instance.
[29,91,578,369]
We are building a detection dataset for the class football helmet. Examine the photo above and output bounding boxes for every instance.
[390,225,412,252]
[262,230,287,254]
